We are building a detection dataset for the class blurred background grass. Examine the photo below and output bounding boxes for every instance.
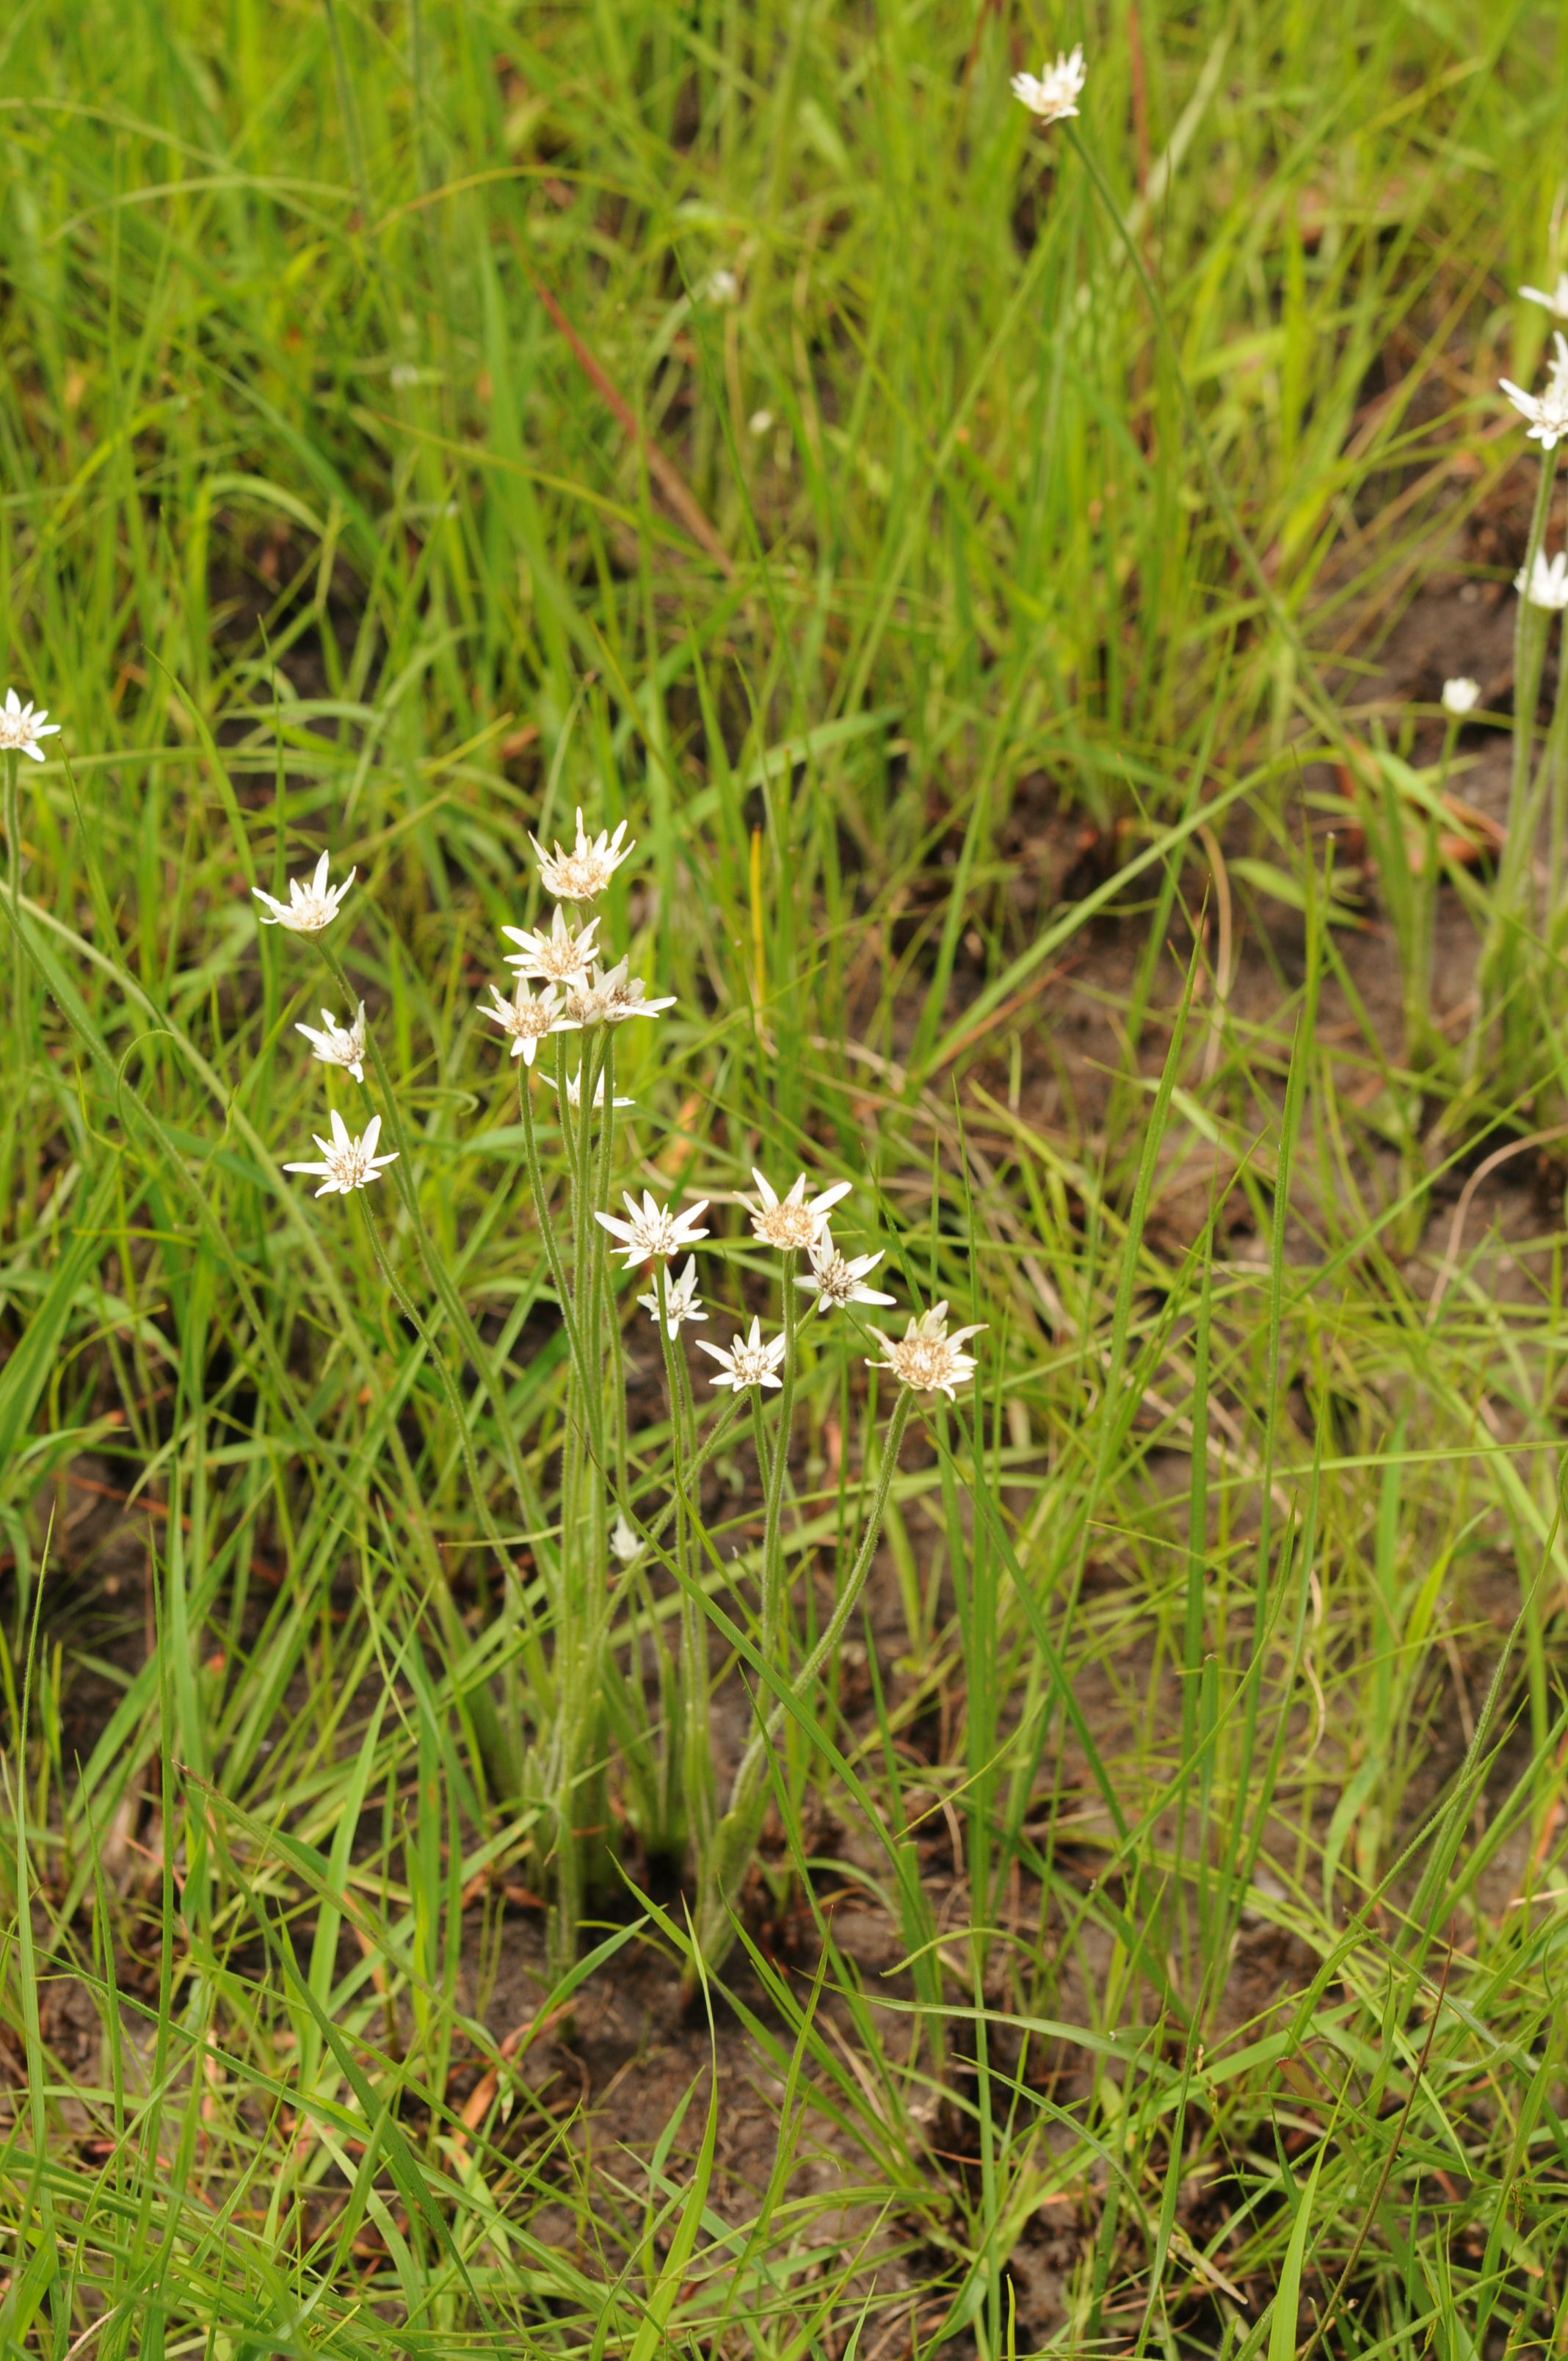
[4,1,1568,2353]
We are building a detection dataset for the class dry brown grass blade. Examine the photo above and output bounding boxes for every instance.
[509,233,735,577]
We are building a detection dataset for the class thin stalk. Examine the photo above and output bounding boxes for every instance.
[517,1054,604,1449]
[652,1260,705,1862]
[1511,457,1559,842]
[1545,622,1568,920]
[1475,458,1559,1065]
[355,1195,520,1800]
[670,1291,715,1864]
[693,1385,913,1976]
[741,1385,914,1782]
[315,936,576,1506]
[760,1254,799,1668]
[4,750,21,1029]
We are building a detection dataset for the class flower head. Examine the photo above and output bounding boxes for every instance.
[1012,44,1086,125]
[701,267,739,307]
[1517,548,1568,612]
[297,1003,368,1082]
[481,977,577,1065]
[253,851,355,937]
[746,1167,853,1253]
[796,1225,896,1314]
[610,1511,642,1566]
[548,1067,634,1110]
[1441,677,1481,717]
[502,904,601,989]
[865,1302,986,1400]
[283,1108,399,1198]
[697,1315,787,1393]
[0,688,60,763]
[595,1190,710,1268]
[530,808,635,902]
[637,1255,706,1338]
[1500,333,1568,450]
[565,958,676,1027]
[1521,273,1568,321]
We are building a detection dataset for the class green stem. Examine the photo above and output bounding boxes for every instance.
[4,750,21,1031]
[517,1053,604,1455]
[316,935,561,1529]
[653,1261,704,1861]
[760,1255,798,1669]
[1067,124,1345,755]
[1511,454,1559,847]
[694,1384,913,1979]
[731,1385,913,1811]
[1545,623,1568,924]
[355,1194,520,1800]
[1474,453,1560,1073]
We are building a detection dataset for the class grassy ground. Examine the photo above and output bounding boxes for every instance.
[3,0,1568,2351]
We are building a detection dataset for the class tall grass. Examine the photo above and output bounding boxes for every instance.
[2,0,1568,2352]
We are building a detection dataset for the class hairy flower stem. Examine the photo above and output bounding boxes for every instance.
[355,1197,520,1801]
[518,1062,604,1461]
[652,1261,705,1860]
[4,750,21,1029]
[1476,452,1560,1070]
[1512,453,1560,839]
[669,1305,714,1863]
[760,1257,799,1669]
[1545,629,1568,921]
[693,1386,913,1979]
[313,938,553,1549]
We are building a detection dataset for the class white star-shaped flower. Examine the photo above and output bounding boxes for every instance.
[637,1255,706,1338]
[1012,44,1086,124]
[501,904,600,988]
[796,1225,896,1314]
[481,977,577,1065]
[283,1109,399,1198]
[296,1003,368,1081]
[530,808,635,902]
[0,687,61,762]
[1501,333,1568,450]
[548,1067,634,1109]
[746,1167,852,1252]
[565,958,676,1027]
[253,851,355,937]
[1521,273,1568,321]
[865,1302,986,1400]
[697,1316,787,1393]
[594,1191,710,1268]
[610,1510,642,1565]
[1441,677,1480,717]
[1517,549,1568,612]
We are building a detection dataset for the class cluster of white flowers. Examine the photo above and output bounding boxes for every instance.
[252,851,399,1199]
[251,797,987,1407]
[1441,677,1480,717]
